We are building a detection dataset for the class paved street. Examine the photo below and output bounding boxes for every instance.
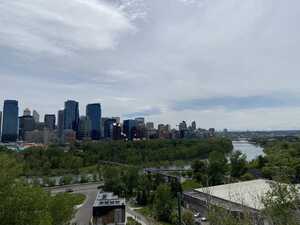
[49,182,150,225]
[49,183,101,225]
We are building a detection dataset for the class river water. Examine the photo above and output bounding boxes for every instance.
[232,141,264,161]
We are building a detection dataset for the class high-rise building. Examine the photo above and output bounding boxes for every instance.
[78,116,91,140]
[86,103,101,140]
[64,100,79,132]
[112,123,122,140]
[19,115,35,140]
[123,119,137,140]
[158,124,171,139]
[191,121,196,130]
[23,108,31,116]
[2,100,19,142]
[135,117,145,139]
[104,118,116,139]
[57,110,64,141]
[0,111,2,140]
[146,122,154,130]
[112,117,121,124]
[44,114,56,130]
[32,110,40,123]
[179,121,187,138]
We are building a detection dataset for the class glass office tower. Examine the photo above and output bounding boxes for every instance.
[64,100,79,132]
[2,100,19,142]
[86,103,101,140]
[44,114,56,130]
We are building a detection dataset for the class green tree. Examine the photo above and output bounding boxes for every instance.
[262,181,300,225]
[182,211,195,225]
[152,184,174,222]
[208,151,228,185]
[230,151,247,178]
[191,160,208,185]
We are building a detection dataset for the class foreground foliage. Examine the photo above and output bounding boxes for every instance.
[0,153,83,225]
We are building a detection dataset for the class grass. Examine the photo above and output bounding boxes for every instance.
[136,206,152,217]
[68,193,86,206]
[181,179,201,191]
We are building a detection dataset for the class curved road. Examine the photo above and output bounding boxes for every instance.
[49,183,101,225]
[49,182,150,225]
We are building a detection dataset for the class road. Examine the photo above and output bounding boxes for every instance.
[49,182,150,225]
[49,182,101,225]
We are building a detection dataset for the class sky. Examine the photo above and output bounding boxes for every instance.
[1,0,300,130]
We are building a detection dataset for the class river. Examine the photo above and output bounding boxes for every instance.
[232,141,264,161]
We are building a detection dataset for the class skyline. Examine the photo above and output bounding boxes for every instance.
[1,0,300,130]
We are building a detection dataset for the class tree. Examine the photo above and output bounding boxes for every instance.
[230,151,247,178]
[182,211,195,225]
[136,174,152,205]
[0,153,78,225]
[122,167,139,197]
[208,151,228,185]
[191,160,208,185]
[262,181,300,225]
[152,184,174,222]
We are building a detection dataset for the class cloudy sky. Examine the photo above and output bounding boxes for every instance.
[1,0,300,130]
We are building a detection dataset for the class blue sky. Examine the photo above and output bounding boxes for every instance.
[1,0,300,130]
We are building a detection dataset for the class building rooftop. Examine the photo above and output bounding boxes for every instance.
[93,192,126,207]
[195,179,276,210]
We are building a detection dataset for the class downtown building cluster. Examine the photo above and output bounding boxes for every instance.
[0,99,216,145]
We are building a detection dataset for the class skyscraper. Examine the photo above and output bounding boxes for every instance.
[78,116,91,140]
[123,119,137,140]
[44,114,56,130]
[23,108,31,116]
[0,111,2,140]
[86,103,101,140]
[57,110,64,141]
[191,121,196,130]
[64,100,79,132]
[104,118,116,139]
[19,115,35,140]
[32,110,40,123]
[2,100,19,142]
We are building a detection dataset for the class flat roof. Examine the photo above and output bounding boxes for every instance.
[195,179,274,210]
[93,192,126,207]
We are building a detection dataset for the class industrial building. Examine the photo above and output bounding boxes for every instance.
[92,192,126,225]
[183,179,298,225]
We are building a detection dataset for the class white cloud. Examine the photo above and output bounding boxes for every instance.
[1,0,300,130]
[0,0,135,55]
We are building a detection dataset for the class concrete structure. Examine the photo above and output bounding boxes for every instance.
[183,179,295,225]
[92,192,126,225]
[24,129,57,144]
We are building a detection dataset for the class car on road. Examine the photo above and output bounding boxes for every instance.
[65,188,74,193]
[194,212,201,218]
